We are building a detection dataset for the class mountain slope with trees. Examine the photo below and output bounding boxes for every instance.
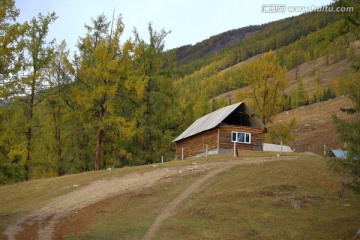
[0,0,359,184]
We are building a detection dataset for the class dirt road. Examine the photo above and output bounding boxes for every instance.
[4,156,298,240]
[142,163,235,240]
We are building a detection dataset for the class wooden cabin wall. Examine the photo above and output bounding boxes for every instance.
[175,128,218,159]
[175,125,264,159]
[219,125,264,151]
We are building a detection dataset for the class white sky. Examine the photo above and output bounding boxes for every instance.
[16,0,333,53]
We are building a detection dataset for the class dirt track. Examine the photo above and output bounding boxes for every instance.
[4,156,299,240]
[142,163,235,240]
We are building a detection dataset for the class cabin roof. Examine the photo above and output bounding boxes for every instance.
[173,102,265,142]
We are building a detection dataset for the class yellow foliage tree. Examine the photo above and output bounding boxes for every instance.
[243,50,287,124]
[74,14,132,170]
[267,119,297,145]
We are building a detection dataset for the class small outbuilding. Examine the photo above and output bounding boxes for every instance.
[263,143,294,153]
[173,102,266,159]
[328,149,348,159]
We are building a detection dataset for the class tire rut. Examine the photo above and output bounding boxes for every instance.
[142,164,234,240]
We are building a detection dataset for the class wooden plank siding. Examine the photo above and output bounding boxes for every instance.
[175,128,218,159]
[175,124,264,159]
[219,124,264,151]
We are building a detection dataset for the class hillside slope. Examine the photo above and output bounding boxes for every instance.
[285,40,360,96]
[271,96,357,154]
[170,26,263,64]
[214,40,359,103]
[2,155,359,239]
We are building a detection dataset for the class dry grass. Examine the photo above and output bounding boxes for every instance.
[156,156,360,240]
[216,40,360,102]
[0,153,270,236]
[0,160,203,234]
[0,169,125,233]
[284,56,353,96]
[55,171,208,240]
[22,154,359,240]
[271,96,358,154]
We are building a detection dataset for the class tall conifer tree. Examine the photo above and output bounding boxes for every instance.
[75,14,132,170]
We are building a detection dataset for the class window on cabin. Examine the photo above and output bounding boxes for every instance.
[231,131,251,144]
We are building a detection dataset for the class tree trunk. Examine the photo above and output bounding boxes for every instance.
[25,77,36,180]
[52,104,62,176]
[95,107,105,171]
[95,128,104,171]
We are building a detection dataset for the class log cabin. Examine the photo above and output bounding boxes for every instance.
[173,102,266,159]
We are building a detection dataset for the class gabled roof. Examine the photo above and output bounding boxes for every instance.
[173,102,265,142]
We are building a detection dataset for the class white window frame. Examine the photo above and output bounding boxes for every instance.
[231,131,251,144]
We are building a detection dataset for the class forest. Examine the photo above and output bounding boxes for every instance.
[0,0,359,184]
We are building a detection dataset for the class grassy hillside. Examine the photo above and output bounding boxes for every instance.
[3,153,359,239]
[214,40,359,104]
[212,40,359,155]
[170,25,264,64]
[0,164,155,234]
[157,157,359,240]
[168,10,338,76]
[169,0,359,127]
[271,96,357,154]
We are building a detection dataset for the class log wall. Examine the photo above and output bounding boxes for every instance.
[175,128,218,159]
[175,125,264,159]
[219,125,264,151]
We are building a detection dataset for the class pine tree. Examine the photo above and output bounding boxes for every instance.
[74,14,132,170]
[331,79,360,195]
[291,79,309,108]
[313,82,321,103]
[41,41,73,176]
[0,0,28,97]
[0,98,27,183]
[129,23,174,164]
[0,0,28,183]
[22,12,57,180]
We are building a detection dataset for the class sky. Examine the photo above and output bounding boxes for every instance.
[15,0,334,53]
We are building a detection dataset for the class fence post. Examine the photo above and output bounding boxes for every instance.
[323,144,326,156]
[233,142,236,158]
[161,155,164,164]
